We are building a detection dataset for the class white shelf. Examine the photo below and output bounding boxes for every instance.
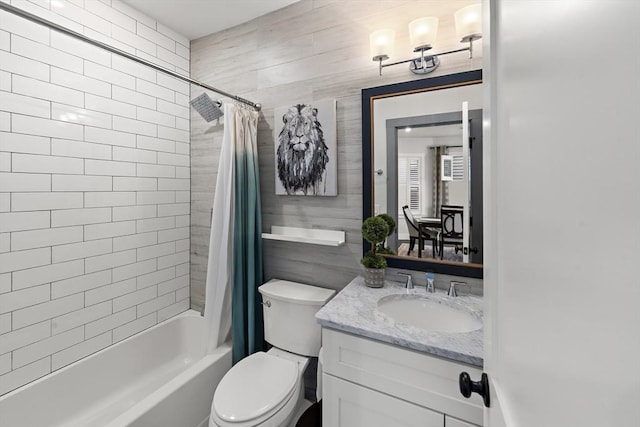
[262,226,345,247]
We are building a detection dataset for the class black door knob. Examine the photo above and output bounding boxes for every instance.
[459,371,490,408]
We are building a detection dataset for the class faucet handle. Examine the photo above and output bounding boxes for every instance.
[397,273,413,289]
[448,281,467,297]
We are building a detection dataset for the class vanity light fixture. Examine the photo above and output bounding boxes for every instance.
[370,3,482,76]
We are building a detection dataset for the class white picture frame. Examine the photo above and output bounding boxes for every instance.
[274,99,337,196]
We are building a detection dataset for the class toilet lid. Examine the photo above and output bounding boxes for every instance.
[213,352,298,423]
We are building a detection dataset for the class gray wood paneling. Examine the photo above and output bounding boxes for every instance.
[190,0,483,311]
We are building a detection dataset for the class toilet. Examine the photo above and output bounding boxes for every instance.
[209,279,335,427]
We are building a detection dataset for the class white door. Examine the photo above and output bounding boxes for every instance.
[482,1,640,426]
[461,101,470,263]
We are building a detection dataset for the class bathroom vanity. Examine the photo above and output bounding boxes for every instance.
[316,277,484,427]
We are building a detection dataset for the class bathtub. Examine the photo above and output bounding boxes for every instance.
[0,310,232,427]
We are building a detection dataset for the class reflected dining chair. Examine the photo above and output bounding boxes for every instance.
[439,205,464,259]
[402,205,439,258]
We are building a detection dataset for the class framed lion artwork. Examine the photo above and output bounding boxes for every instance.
[273,99,337,196]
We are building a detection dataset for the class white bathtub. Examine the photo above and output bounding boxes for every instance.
[0,310,232,427]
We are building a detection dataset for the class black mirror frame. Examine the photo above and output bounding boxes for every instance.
[362,69,483,279]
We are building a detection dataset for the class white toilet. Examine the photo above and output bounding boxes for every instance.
[209,279,335,427]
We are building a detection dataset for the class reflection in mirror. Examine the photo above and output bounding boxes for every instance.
[385,109,483,264]
[362,70,483,278]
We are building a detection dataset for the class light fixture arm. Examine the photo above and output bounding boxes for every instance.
[372,54,389,76]
[377,40,476,76]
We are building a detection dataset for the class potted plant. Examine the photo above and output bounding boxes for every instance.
[361,215,390,287]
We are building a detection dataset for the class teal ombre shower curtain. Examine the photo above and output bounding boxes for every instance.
[204,104,264,363]
[231,107,264,364]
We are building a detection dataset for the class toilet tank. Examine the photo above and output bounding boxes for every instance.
[258,279,335,357]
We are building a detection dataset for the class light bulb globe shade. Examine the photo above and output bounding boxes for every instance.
[454,4,482,42]
[370,29,395,60]
[409,17,439,50]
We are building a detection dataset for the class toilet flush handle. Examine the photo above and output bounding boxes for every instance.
[262,300,271,308]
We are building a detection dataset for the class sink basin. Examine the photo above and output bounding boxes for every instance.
[377,295,482,333]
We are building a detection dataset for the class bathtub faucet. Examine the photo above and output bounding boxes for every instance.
[200,304,205,316]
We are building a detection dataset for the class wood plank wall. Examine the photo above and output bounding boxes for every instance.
[189,0,483,310]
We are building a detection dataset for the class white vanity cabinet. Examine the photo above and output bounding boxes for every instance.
[321,328,483,427]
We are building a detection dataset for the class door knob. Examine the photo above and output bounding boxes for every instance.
[459,371,490,408]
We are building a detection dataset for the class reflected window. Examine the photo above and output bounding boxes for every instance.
[398,156,423,214]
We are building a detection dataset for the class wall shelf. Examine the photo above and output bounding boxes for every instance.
[262,226,346,247]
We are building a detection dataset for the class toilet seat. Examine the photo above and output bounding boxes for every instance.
[211,352,299,426]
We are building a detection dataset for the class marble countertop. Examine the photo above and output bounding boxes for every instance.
[315,276,483,367]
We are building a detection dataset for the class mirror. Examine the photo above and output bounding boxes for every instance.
[362,70,483,278]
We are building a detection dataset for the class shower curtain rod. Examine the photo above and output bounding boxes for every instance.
[0,2,262,111]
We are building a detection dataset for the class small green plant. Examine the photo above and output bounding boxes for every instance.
[377,213,397,237]
[361,215,389,269]
[375,213,397,254]
[361,251,387,268]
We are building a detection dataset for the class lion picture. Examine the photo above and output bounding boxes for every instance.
[274,100,337,196]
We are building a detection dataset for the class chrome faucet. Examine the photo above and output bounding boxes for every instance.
[448,281,466,297]
[397,273,414,290]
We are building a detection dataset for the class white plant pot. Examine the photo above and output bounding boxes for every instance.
[363,268,385,288]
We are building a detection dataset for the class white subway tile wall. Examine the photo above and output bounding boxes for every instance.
[0,0,190,395]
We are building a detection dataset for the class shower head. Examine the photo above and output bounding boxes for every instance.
[190,93,223,122]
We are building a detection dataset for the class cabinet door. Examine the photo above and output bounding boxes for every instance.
[323,374,444,427]
[322,328,483,425]
[446,416,480,427]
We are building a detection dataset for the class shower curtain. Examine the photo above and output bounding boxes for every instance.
[204,104,236,354]
[431,146,449,217]
[231,108,264,364]
[204,104,264,364]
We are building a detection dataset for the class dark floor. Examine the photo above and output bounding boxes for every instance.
[295,400,322,427]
